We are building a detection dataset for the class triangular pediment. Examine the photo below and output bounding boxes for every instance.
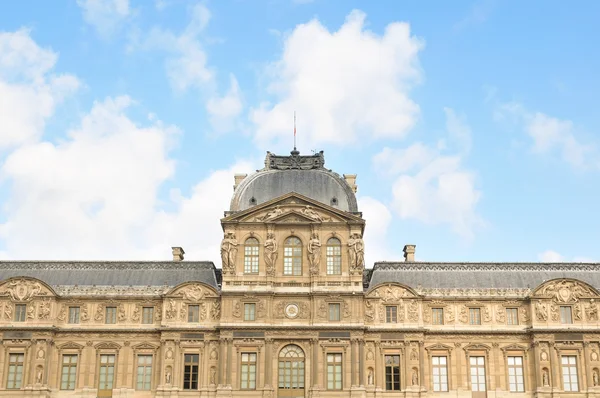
[222,192,364,225]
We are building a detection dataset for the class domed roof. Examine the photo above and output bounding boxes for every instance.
[230,150,359,213]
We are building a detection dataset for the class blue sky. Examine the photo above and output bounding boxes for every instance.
[0,0,599,265]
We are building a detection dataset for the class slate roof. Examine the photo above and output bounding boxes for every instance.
[0,261,219,289]
[368,262,600,291]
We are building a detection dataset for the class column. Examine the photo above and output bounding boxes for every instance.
[265,338,273,388]
[351,339,357,386]
[584,342,592,391]
[312,339,319,388]
[359,340,365,386]
[549,342,559,390]
[532,342,541,389]
[226,338,233,386]
[374,341,382,389]
[454,343,462,390]
[418,341,425,390]
[218,338,225,385]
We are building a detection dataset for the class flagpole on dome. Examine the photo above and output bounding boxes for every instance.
[291,110,299,156]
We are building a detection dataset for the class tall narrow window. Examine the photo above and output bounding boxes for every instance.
[506,308,519,325]
[508,356,524,392]
[327,353,342,390]
[432,356,448,391]
[68,307,80,324]
[329,303,341,321]
[469,308,481,325]
[105,307,117,324]
[136,355,152,390]
[240,353,257,390]
[562,356,578,391]
[432,308,444,325]
[470,356,486,392]
[244,303,256,321]
[283,237,302,276]
[7,353,24,389]
[98,355,115,393]
[560,306,573,324]
[183,354,199,390]
[142,307,154,324]
[326,238,342,275]
[61,354,78,390]
[244,238,259,274]
[14,304,26,322]
[385,355,401,390]
[188,305,199,323]
[386,306,397,323]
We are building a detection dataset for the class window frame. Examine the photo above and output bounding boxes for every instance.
[244,237,260,274]
[561,355,579,392]
[6,352,25,389]
[283,236,303,276]
[560,306,573,324]
[469,308,482,325]
[188,305,200,323]
[326,352,343,390]
[244,303,256,321]
[68,306,80,324]
[506,308,519,325]
[328,303,341,322]
[326,237,342,275]
[136,354,153,391]
[507,356,525,392]
[14,304,26,322]
[61,354,79,390]
[432,356,449,392]
[240,352,257,390]
[105,306,117,324]
[432,308,444,325]
[386,306,398,323]
[384,354,401,391]
[183,353,200,390]
[142,307,154,324]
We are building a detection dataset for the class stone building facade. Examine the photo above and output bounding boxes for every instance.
[0,150,600,398]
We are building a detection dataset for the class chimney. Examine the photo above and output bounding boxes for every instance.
[403,244,416,262]
[233,174,247,191]
[172,247,185,262]
[343,174,358,193]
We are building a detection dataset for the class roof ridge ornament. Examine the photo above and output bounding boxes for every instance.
[263,150,326,170]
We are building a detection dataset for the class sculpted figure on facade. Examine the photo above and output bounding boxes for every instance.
[364,300,374,323]
[496,305,506,323]
[594,369,599,387]
[131,305,141,322]
[118,303,127,322]
[232,301,242,318]
[210,301,221,320]
[3,279,43,302]
[259,205,284,221]
[348,233,365,274]
[307,232,321,275]
[57,304,67,322]
[80,303,90,322]
[535,300,548,321]
[94,304,104,322]
[542,368,550,386]
[412,369,419,386]
[38,299,51,320]
[520,306,529,322]
[166,299,177,320]
[302,205,323,222]
[220,232,238,274]
[587,300,599,321]
[27,304,35,320]
[550,303,559,322]
[539,279,595,303]
[407,301,419,322]
[264,233,278,276]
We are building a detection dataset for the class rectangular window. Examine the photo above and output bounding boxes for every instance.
[14,304,26,322]
[560,306,573,324]
[469,308,481,325]
[469,356,486,392]
[136,355,152,390]
[562,356,578,392]
[105,307,117,324]
[142,307,154,324]
[7,353,24,389]
[385,354,401,391]
[327,353,342,390]
[507,308,519,325]
[61,355,78,390]
[507,356,524,392]
[240,353,257,390]
[188,305,199,323]
[68,307,80,324]
[244,303,256,321]
[432,308,444,325]
[98,355,115,391]
[244,243,259,274]
[329,303,341,321]
[432,356,448,392]
[386,306,397,323]
[183,354,199,390]
[326,243,342,275]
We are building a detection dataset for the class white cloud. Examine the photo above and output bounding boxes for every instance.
[250,9,424,149]
[0,29,80,149]
[206,74,243,133]
[358,196,399,266]
[374,108,482,238]
[77,0,131,37]
[443,107,471,153]
[495,102,598,170]
[538,250,594,263]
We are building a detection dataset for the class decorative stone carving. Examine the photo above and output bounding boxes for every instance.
[210,301,221,320]
[179,305,186,321]
[575,304,583,321]
[538,279,595,303]
[542,368,550,386]
[36,366,43,384]
[410,348,418,361]
[540,350,548,361]
[264,233,278,277]
[57,304,67,322]
[220,232,238,274]
[131,305,141,323]
[343,302,351,319]
[368,368,374,385]
[520,306,529,322]
[118,303,127,322]
[94,304,105,322]
[232,301,241,318]
[593,368,599,387]
[348,233,364,274]
[364,301,374,323]
[407,301,419,322]
[210,366,217,385]
[459,306,468,324]
[180,285,205,301]
[380,285,408,302]
[496,305,506,323]
[302,206,323,222]
[80,304,90,322]
[535,300,548,321]
[445,307,455,323]
[258,206,284,222]
[412,368,419,385]
[264,150,325,170]
[550,303,559,322]
[165,367,172,384]
[307,232,321,275]
[483,306,492,323]
[1,279,44,302]
[423,306,431,323]
[586,300,599,321]
[27,304,35,320]
[38,299,51,320]
[166,299,177,320]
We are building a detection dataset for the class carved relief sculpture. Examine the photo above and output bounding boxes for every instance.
[166,299,177,320]
[27,304,35,320]
[264,233,278,277]
[483,306,492,323]
[550,303,559,322]
[307,232,321,275]
[232,301,241,318]
[412,369,419,386]
[364,301,374,323]
[94,304,104,322]
[539,279,595,303]
[2,279,43,302]
[587,300,599,321]
[535,300,548,321]
[210,301,221,320]
[347,233,365,274]
[575,304,583,321]
[542,368,550,386]
[259,205,284,221]
[38,299,51,320]
[459,306,468,324]
[594,369,599,387]
[131,305,141,322]
[407,301,419,322]
[118,303,127,322]
[496,305,506,323]
[220,232,238,274]
[80,304,90,322]
[302,205,323,222]
[57,304,67,322]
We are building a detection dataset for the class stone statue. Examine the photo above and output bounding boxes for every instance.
[307,232,321,275]
[348,233,365,272]
[302,205,323,221]
[412,369,418,386]
[36,367,43,384]
[535,300,548,321]
[210,366,217,385]
[594,369,600,387]
[368,369,374,385]
[165,369,172,384]
[542,369,550,387]
[264,233,278,276]
[220,232,238,273]
[260,205,284,221]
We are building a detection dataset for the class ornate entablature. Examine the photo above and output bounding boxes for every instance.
[532,278,598,303]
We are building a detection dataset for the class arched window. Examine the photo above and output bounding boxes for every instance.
[326,238,342,275]
[278,345,305,395]
[283,237,302,276]
[244,238,259,274]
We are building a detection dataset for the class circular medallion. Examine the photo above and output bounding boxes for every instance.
[285,304,299,319]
